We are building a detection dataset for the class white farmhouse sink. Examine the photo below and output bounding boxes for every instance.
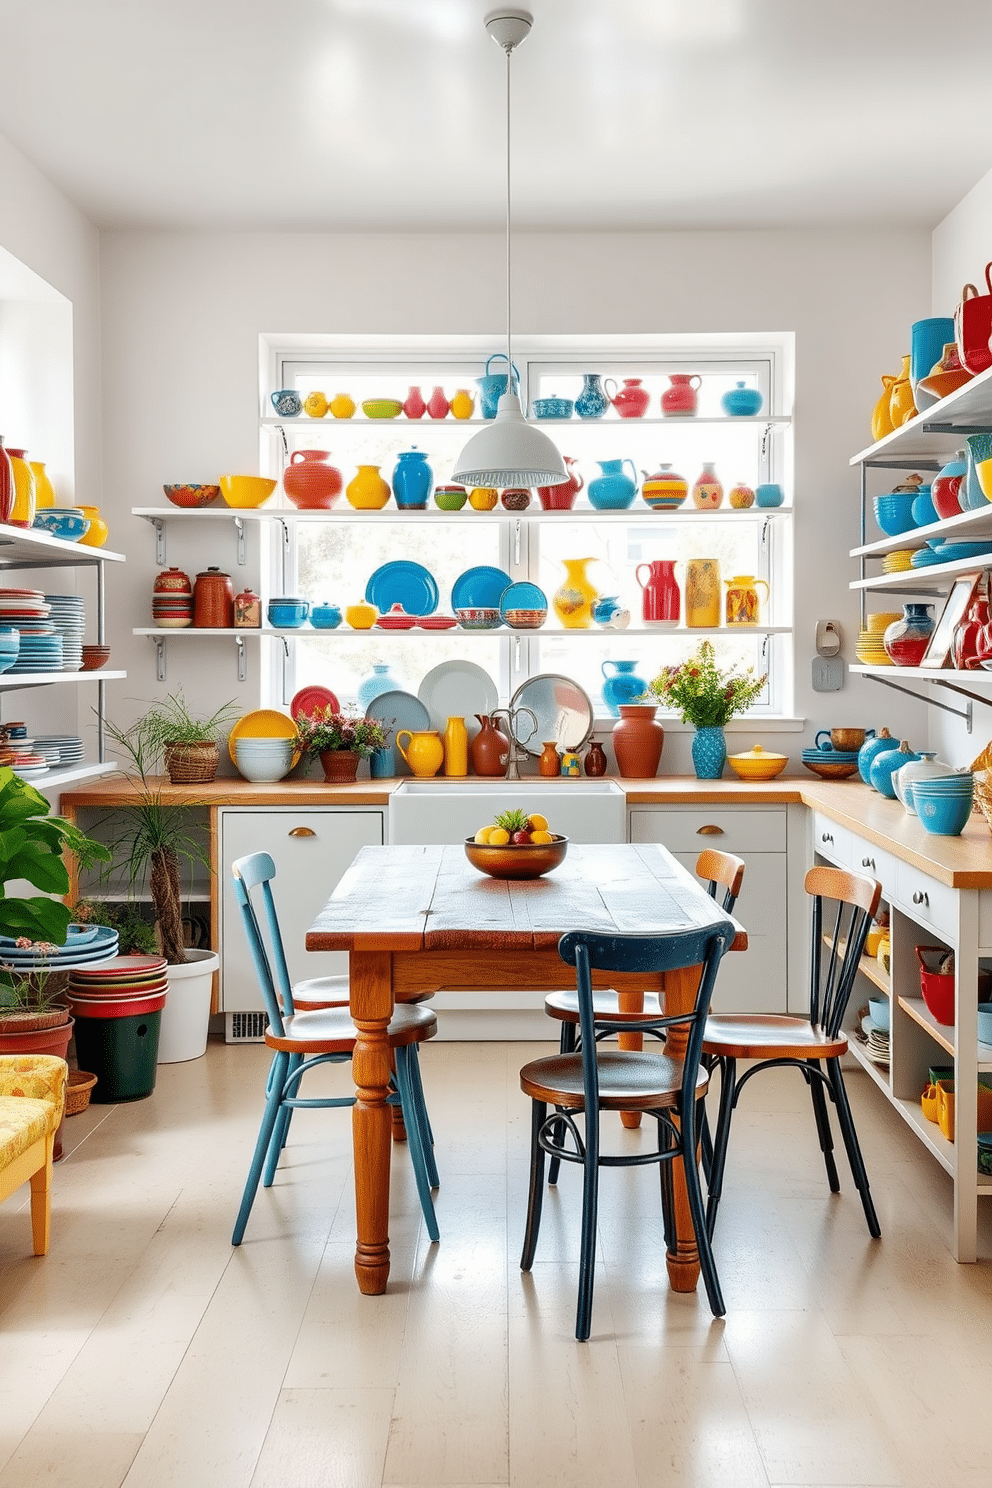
[389,778,626,845]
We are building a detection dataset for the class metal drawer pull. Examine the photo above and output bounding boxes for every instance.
[821,832,833,844]
[288,826,316,838]
[861,856,876,870]
[912,889,929,907]
[696,825,724,836]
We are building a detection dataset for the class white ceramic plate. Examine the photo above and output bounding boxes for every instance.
[417,660,498,732]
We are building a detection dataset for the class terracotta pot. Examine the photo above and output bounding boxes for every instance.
[282,450,343,510]
[470,714,510,777]
[193,567,235,628]
[319,750,360,783]
[612,704,664,779]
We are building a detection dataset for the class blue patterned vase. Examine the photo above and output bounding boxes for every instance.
[691,726,727,780]
[574,373,610,420]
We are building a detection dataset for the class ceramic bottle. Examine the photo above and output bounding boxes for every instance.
[470,714,510,777]
[539,741,561,777]
[552,557,598,629]
[574,373,609,420]
[442,716,468,776]
[692,462,723,509]
[426,386,450,419]
[402,386,427,419]
[584,741,608,776]
[5,448,35,528]
[357,663,399,712]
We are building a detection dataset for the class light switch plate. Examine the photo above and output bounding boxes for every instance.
[812,655,845,691]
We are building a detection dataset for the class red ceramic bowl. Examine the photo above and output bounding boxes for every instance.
[163,484,221,508]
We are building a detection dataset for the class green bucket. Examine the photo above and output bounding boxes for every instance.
[72,1001,163,1102]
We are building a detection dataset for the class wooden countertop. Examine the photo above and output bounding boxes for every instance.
[58,773,992,889]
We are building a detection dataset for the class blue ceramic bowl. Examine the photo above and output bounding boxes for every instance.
[873,494,918,536]
[32,510,90,542]
[532,397,574,420]
[911,486,938,526]
[267,600,309,628]
[912,787,973,836]
[755,483,784,508]
[721,382,763,417]
[310,604,342,630]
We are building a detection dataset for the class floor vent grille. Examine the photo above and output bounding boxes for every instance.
[225,1012,267,1043]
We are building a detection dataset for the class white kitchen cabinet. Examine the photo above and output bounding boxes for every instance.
[628,804,790,1013]
[217,805,385,1021]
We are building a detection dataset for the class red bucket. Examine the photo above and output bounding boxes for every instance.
[917,945,955,1025]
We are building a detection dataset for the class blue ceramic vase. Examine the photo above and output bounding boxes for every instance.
[869,741,921,800]
[601,659,648,717]
[588,458,637,510]
[357,663,399,712]
[858,729,894,785]
[391,450,433,509]
[574,373,610,420]
[691,726,726,780]
[720,381,763,417]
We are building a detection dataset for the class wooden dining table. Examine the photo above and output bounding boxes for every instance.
[305,840,746,1296]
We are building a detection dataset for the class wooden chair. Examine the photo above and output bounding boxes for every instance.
[542,849,745,1051]
[703,864,883,1241]
[519,920,737,1341]
[0,1054,68,1255]
[230,851,440,1246]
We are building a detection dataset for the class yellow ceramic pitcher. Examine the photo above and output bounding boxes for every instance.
[396,729,444,778]
[724,574,769,626]
[77,504,109,548]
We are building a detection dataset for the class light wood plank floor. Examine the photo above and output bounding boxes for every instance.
[2,1038,991,1488]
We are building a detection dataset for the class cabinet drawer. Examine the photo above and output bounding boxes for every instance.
[847,834,897,897]
[895,863,958,944]
[812,813,849,866]
[630,807,785,853]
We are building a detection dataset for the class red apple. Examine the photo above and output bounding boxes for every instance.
[511,829,532,845]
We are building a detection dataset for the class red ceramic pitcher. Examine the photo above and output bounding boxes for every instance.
[537,456,583,510]
[661,374,701,417]
[605,377,650,419]
[955,265,992,376]
[636,560,680,627]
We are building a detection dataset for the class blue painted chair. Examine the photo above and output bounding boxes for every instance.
[519,919,737,1341]
[230,851,440,1246]
[703,864,883,1241]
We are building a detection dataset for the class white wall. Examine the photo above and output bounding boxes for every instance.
[928,166,992,767]
[99,226,930,771]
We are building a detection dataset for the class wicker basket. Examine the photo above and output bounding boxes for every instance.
[65,1069,97,1115]
[164,740,219,784]
[974,770,992,835]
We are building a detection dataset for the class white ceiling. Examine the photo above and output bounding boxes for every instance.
[1,0,991,233]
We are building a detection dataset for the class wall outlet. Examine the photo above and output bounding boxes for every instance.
[812,655,845,691]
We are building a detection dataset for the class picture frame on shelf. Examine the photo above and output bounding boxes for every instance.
[919,571,983,669]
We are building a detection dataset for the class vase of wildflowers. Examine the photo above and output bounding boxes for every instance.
[645,641,767,780]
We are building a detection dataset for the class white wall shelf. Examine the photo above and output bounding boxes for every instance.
[0,525,125,569]
[849,363,992,468]
[261,414,793,432]
[0,669,126,690]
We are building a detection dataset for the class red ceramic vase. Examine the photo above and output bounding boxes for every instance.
[611,704,665,779]
[0,438,13,524]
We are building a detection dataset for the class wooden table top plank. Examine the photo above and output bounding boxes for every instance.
[307,844,444,950]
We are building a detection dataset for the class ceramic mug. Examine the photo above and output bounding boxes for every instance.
[267,599,309,628]
[270,389,302,417]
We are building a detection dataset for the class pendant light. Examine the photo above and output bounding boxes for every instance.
[453,7,567,489]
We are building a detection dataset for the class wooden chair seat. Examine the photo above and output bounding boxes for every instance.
[521,1049,707,1110]
[703,1013,848,1062]
[544,989,664,1025]
[291,973,433,1011]
[268,1002,436,1055]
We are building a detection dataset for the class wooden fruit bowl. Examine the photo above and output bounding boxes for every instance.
[802,760,859,780]
[464,834,568,880]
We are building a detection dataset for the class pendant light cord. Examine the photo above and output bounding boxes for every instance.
[505,42,513,394]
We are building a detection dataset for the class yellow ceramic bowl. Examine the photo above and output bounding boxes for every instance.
[219,474,278,509]
[975,458,992,503]
[464,834,568,880]
[727,747,789,781]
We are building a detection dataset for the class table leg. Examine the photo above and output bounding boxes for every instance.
[617,987,644,1130]
[660,964,703,1294]
[350,950,394,1295]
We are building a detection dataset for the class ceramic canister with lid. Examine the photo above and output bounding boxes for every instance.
[193,567,235,628]
[894,752,953,815]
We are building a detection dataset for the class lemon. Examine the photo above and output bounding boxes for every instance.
[488,828,510,846]
[530,829,553,844]
[527,812,549,832]
[474,827,492,844]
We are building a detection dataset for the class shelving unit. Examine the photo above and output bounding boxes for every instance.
[0,522,126,783]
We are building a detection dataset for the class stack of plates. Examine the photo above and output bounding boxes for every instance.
[881,549,920,574]
[67,954,169,1017]
[0,923,119,969]
[7,631,63,673]
[855,631,894,666]
[867,1026,890,1066]
[44,594,85,670]
[32,734,85,767]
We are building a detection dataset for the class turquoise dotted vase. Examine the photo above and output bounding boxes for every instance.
[691,725,727,780]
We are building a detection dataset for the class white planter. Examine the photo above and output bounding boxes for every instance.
[160,949,219,1063]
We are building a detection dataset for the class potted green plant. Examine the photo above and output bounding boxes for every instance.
[645,640,767,780]
[295,707,391,783]
[135,691,239,784]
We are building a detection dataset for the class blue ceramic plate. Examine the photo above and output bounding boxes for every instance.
[0,922,100,949]
[364,689,431,738]
[365,562,438,617]
[910,548,944,567]
[927,541,992,562]
[499,581,547,617]
[452,566,513,610]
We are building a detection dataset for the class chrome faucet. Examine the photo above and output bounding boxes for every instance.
[491,705,538,781]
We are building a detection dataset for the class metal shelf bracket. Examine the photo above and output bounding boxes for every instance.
[153,637,166,681]
[236,634,247,682]
[140,515,167,566]
[234,516,246,567]
[860,671,975,732]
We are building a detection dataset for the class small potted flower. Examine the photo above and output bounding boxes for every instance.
[645,640,767,779]
[296,707,391,783]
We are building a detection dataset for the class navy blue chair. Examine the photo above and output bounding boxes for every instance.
[519,919,737,1341]
[230,851,439,1246]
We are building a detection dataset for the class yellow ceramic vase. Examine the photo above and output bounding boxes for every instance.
[450,388,475,420]
[346,464,390,510]
[396,729,444,778]
[552,557,598,629]
[468,486,499,511]
[724,574,769,626]
[871,374,898,442]
[7,449,35,528]
[303,391,328,418]
[29,461,56,509]
[77,504,109,548]
[329,393,356,419]
[888,355,917,429]
[685,558,721,628]
[344,601,377,629]
[442,715,468,776]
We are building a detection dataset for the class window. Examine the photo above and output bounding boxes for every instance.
[261,333,794,721]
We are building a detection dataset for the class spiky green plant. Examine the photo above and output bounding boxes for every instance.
[494,808,531,835]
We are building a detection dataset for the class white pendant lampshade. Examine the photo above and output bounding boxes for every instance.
[453,8,568,490]
[453,391,568,487]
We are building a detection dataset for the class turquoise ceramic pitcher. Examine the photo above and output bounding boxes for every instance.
[588,459,637,510]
